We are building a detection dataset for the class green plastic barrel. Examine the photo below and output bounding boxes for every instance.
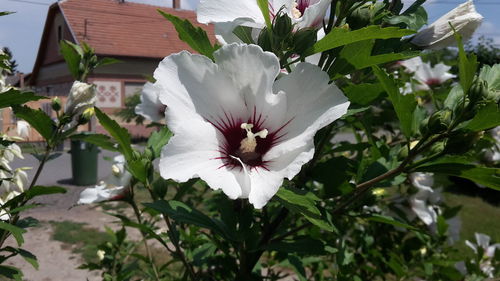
[70,139,99,185]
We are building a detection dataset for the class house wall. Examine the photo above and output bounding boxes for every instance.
[42,11,75,66]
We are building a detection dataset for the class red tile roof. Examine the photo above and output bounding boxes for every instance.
[59,0,215,58]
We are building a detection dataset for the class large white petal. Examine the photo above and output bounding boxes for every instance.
[159,117,250,199]
[410,198,437,225]
[400,57,423,73]
[197,0,264,28]
[476,232,491,250]
[135,82,166,123]
[267,62,349,162]
[248,143,315,208]
[155,50,247,133]
[411,0,483,49]
[77,184,125,204]
[214,44,287,132]
[294,0,330,29]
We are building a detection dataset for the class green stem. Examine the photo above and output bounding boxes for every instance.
[144,180,197,281]
[128,195,161,281]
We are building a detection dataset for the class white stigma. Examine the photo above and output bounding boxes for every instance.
[111,164,121,176]
[239,123,268,153]
[292,2,302,19]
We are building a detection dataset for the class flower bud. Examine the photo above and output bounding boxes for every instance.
[419,117,429,136]
[257,27,273,52]
[347,2,384,30]
[77,107,95,125]
[132,150,142,161]
[143,147,154,160]
[292,28,317,55]
[65,81,97,117]
[52,97,62,111]
[411,0,483,50]
[273,12,293,39]
[428,109,453,134]
[468,79,489,105]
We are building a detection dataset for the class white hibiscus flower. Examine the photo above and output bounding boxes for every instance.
[408,172,441,225]
[135,82,167,123]
[465,232,500,277]
[77,155,131,204]
[16,120,30,139]
[155,43,349,208]
[411,0,483,50]
[400,57,455,91]
[197,0,331,44]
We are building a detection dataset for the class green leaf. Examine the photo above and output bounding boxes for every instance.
[147,128,173,159]
[306,26,416,56]
[0,265,23,281]
[0,12,15,17]
[95,107,133,160]
[59,40,82,80]
[1,247,38,269]
[454,32,478,94]
[276,187,334,232]
[95,57,121,68]
[414,158,500,190]
[0,89,46,109]
[330,40,418,75]
[3,186,66,210]
[287,255,307,281]
[256,0,272,29]
[366,214,421,232]
[444,84,464,111]
[233,26,255,44]
[373,66,417,137]
[264,238,326,255]
[385,6,427,30]
[12,105,55,141]
[127,158,149,184]
[144,200,237,241]
[463,103,500,131]
[0,222,26,246]
[158,10,217,60]
[344,83,385,105]
[70,133,118,152]
[342,107,370,118]
[479,64,500,91]
[107,213,170,249]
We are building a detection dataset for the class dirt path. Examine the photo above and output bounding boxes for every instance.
[6,151,123,280]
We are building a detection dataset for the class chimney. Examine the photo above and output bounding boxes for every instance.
[172,0,180,9]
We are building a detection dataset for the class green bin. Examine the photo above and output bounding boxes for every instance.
[70,139,99,185]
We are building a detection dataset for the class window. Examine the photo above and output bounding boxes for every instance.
[57,25,62,42]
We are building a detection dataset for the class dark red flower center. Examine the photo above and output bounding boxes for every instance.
[209,109,290,171]
[296,0,310,14]
[425,78,441,87]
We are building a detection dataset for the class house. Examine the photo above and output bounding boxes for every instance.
[4,0,215,141]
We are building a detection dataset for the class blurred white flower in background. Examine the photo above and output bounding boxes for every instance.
[411,0,483,50]
[197,0,331,44]
[78,155,131,204]
[155,43,349,208]
[400,57,455,91]
[0,191,20,221]
[16,120,30,139]
[135,82,167,123]
[408,172,441,225]
[464,233,500,277]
